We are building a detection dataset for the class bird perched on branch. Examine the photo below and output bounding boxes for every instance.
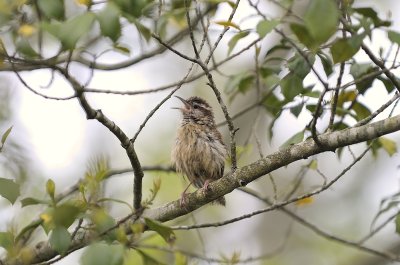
[171,96,227,206]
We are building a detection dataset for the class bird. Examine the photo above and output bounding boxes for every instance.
[171,96,227,206]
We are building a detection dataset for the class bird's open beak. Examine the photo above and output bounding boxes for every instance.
[172,96,191,111]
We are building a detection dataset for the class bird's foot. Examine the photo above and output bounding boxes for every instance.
[179,192,189,208]
[202,180,211,195]
[203,179,210,191]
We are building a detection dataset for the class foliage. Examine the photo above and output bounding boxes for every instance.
[0,0,399,264]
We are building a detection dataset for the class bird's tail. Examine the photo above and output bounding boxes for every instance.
[213,196,226,206]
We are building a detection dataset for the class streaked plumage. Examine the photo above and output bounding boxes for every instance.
[172,96,226,206]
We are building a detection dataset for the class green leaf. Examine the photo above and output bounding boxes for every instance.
[290,23,317,50]
[377,76,395,93]
[287,53,315,79]
[337,90,357,107]
[0,232,14,251]
[352,101,371,121]
[91,209,116,237]
[349,63,371,77]
[331,34,365,63]
[304,0,339,43]
[43,13,96,50]
[281,130,304,148]
[16,38,40,58]
[318,52,333,77]
[49,226,71,254]
[256,19,279,38]
[206,0,236,8]
[137,249,166,265]
[306,104,317,113]
[349,63,376,94]
[215,20,241,30]
[353,7,378,20]
[238,75,254,93]
[21,197,47,207]
[133,19,151,42]
[262,74,280,89]
[81,243,124,265]
[262,93,284,116]
[46,179,55,201]
[302,90,320,98]
[15,220,43,243]
[1,126,12,145]
[225,72,254,95]
[37,0,64,20]
[354,8,391,27]
[265,42,291,56]
[53,204,81,228]
[388,30,400,46]
[260,66,278,78]
[144,218,176,244]
[0,178,20,204]
[379,137,397,156]
[280,73,304,101]
[290,104,303,117]
[114,0,150,18]
[113,44,131,55]
[97,3,121,42]
[281,0,294,8]
[228,31,250,55]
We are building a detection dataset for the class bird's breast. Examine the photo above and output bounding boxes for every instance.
[172,123,226,185]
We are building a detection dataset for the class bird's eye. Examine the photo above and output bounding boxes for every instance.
[193,104,199,109]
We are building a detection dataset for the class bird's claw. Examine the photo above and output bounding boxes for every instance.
[179,192,188,208]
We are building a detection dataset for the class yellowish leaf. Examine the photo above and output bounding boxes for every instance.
[116,226,127,244]
[40,213,52,224]
[379,137,397,156]
[215,20,241,30]
[175,252,188,265]
[295,196,314,206]
[19,247,34,264]
[18,24,36,37]
[308,159,318,170]
[75,0,91,6]
[131,223,144,234]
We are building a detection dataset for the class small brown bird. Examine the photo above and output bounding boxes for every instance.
[171,96,226,206]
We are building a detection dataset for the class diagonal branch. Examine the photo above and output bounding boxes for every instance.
[145,114,400,222]
[7,114,400,265]
[55,67,144,211]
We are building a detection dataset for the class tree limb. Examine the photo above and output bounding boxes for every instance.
[145,114,400,222]
[6,108,400,265]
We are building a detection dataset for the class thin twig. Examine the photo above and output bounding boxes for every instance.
[355,92,400,126]
[240,187,399,262]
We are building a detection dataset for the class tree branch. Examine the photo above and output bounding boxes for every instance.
[6,114,400,265]
[145,114,400,222]
[56,67,144,210]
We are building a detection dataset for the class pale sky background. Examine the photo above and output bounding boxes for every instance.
[2,0,400,264]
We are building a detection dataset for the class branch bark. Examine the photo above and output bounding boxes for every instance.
[145,114,400,222]
[6,114,400,265]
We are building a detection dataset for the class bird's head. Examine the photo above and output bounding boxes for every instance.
[174,96,214,124]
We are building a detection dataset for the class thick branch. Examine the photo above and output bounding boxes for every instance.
[145,114,400,222]
[8,114,400,265]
